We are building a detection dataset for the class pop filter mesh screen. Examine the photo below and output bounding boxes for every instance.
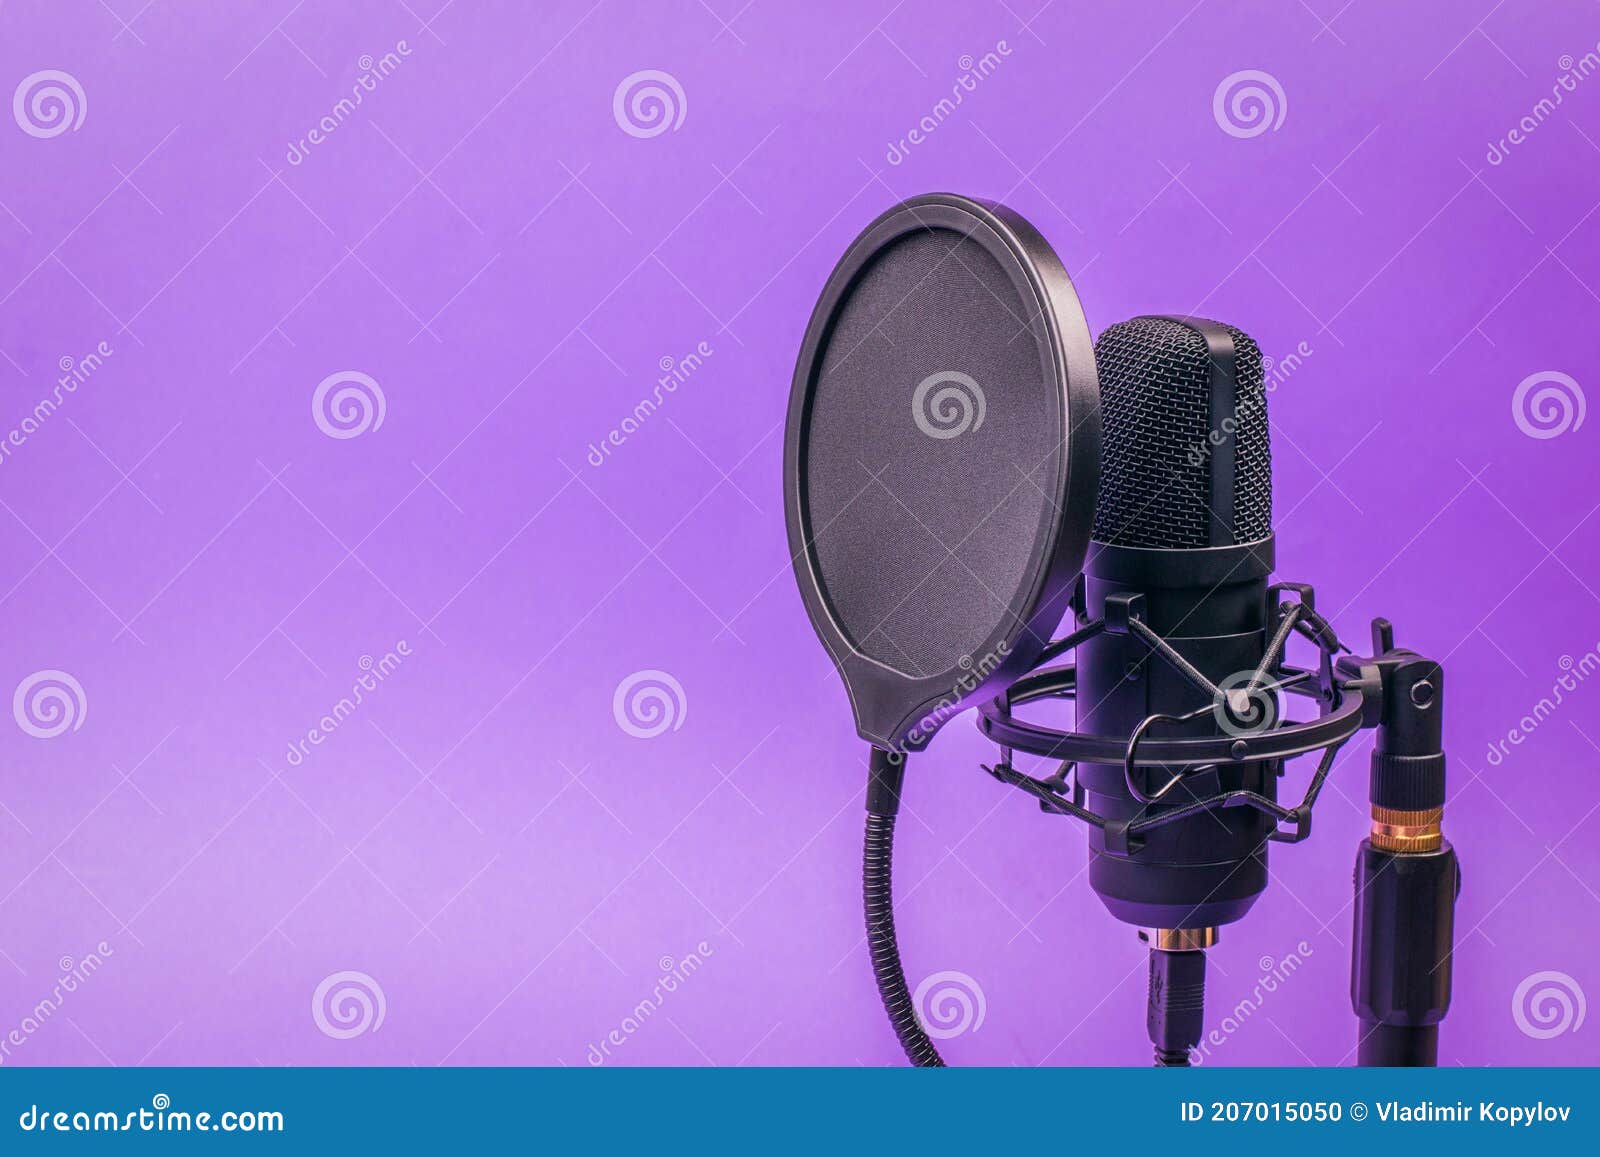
[804,227,1061,677]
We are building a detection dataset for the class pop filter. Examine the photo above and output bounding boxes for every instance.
[785,194,1099,751]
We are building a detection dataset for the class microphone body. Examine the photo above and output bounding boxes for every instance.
[1076,539,1277,929]
[1076,317,1278,932]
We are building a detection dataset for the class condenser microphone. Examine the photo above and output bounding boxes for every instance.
[1074,316,1279,1063]
[1077,315,1275,929]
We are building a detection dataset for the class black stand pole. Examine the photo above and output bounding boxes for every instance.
[1343,620,1461,1066]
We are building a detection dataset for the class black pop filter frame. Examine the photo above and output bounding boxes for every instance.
[784,193,1100,751]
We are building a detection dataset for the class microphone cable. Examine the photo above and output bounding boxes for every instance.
[1147,937,1207,1067]
[863,747,945,1067]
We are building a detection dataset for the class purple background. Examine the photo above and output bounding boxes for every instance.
[1,0,1597,1067]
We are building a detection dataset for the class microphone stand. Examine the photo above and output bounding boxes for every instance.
[1341,619,1461,1066]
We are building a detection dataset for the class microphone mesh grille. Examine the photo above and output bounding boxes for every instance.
[1091,317,1271,548]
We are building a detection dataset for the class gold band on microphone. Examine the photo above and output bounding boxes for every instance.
[1371,805,1443,853]
[1148,927,1218,952]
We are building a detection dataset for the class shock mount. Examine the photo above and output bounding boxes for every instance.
[976,575,1461,1066]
